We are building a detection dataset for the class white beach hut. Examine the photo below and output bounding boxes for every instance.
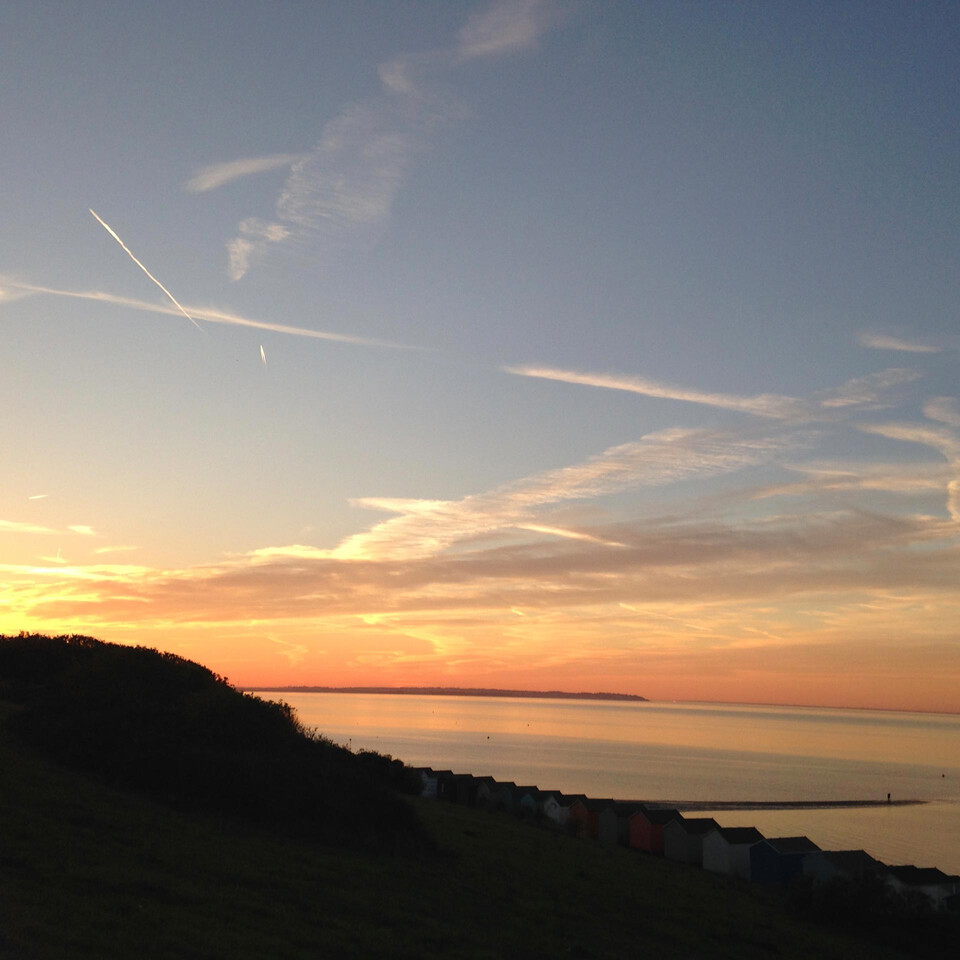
[664,817,719,866]
[702,826,765,879]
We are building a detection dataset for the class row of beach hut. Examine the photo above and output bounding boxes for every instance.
[414,768,960,911]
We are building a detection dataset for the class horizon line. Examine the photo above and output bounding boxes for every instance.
[242,685,960,717]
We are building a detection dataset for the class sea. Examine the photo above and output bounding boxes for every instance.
[253,692,960,876]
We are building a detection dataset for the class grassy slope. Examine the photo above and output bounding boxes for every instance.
[1,700,940,960]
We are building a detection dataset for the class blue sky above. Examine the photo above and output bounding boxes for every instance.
[2,1,959,709]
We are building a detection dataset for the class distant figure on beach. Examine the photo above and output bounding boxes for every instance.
[887,793,891,803]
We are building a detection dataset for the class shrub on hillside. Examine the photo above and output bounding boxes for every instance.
[0,632,102,700]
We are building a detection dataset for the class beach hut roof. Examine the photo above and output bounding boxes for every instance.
[574,797,615,812]
[818,850,880,872]
[673,817,719,835]
[767,836,820,854]
[715,826,764,844]
[887,865,959,885]
[632,807,681,825]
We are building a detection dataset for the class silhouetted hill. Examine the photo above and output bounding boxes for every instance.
[2,635,955,959]
[0,633,424,851]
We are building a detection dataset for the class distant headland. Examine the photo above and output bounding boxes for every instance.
[247,686,647,703]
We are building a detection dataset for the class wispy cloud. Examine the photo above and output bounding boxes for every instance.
[234,93,445,280]
[38,551,67,565]
[515,523,626,547]
[7,506,958,640]
[329,426,807,560]
[755,460,951,500]
[503,365,812,419]
[0,561,152,582]
[227,218,291,281]
[4,421,958,706]
[457,0,560,60]
[504,364,921,420]
[814,367,921,409]
[27,494,48,500]
[0,284,33,304]
[1,519,98,538]
[0,279,419,351]
[858,332,940,354]
[860,407,960,521]
[1,519,60,536]
[267,634,310,666]
[184,153,307,193]
[222,1,563,279]
[224,83,441,281]
[925,397,960,428]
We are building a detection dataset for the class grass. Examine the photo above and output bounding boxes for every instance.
[3,696,951,960]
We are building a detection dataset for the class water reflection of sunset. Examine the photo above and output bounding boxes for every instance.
[269,695,960,771]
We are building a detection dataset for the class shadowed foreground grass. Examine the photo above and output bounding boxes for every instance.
[2,696,951,960]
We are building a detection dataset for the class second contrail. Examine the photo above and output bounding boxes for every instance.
[88,208,202,331]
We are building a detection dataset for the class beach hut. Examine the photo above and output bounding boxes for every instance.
[431,770,457,801]
[628,806,683,854]
[542,793,586,828]
[599,802,644,846]
[886,865,960,910]
[663,817,719,866]
[414,767,439,799]
[497,783,538,814]
[475,777,499,809]
[516,786,546,818]
[442,773,481,806]
[489,781,518,811]
[702,826,765,879]
[569,798,614,839]
[801,849,882,886]
[749,837,820,884]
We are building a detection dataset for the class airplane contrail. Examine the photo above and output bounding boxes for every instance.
[88,208,203,331]
[260,344,266,365]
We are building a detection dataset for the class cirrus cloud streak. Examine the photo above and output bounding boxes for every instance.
[0,278,420,351]
[185,153,308,193]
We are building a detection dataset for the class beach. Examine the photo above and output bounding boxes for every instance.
[259,692,960,874]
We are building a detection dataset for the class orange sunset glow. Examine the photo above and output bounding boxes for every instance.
[3,2,959,714]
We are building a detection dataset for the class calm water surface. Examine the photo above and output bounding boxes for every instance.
[258,693,960,874]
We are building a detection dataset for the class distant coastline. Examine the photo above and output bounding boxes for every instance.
[648,799,926,812]
[247,686,648,703]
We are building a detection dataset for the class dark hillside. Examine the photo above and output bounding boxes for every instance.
[0,633,423,851]
[1,634,955,958]
[0,710,945,960]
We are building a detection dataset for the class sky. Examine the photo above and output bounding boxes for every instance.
[2,1,959,712]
